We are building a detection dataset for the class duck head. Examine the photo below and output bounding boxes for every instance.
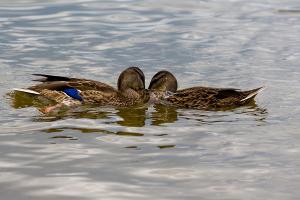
[148,70,177,92]
[118,67,145,91]
[117,67,148,101]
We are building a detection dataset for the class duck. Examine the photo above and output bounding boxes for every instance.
[13,67,150,112]
[148,70,178,103]
[148,70,264,110]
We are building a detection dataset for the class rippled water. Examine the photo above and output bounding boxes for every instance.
[1,0,300,199]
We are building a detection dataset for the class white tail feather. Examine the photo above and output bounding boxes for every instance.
[13,88,40,95]
[241,87,265,102]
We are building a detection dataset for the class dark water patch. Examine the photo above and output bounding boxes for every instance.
[277,9,300,15]
[157,145,176,149]
[50,135,78,140]
[116,131,144,137]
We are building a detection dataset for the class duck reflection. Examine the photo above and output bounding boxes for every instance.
[151,104,178,126]
[9,91,53,109]
[178,102,268,125]
[115,106,148,127]
[116,104,179,127]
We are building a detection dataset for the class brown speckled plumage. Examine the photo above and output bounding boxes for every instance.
[27,67,150,107]
[165,86,263,109]
[149,70,263,110]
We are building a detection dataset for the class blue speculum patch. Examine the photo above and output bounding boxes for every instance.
[63,88,83,101]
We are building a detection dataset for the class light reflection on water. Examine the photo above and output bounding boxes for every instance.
[1,0,300,199]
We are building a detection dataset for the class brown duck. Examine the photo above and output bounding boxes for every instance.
[13,67,150,110]
[149,70,264,110]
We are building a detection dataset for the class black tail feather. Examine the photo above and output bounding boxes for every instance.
[32,74,72,82]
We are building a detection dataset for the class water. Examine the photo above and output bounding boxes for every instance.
[1,0,300,199]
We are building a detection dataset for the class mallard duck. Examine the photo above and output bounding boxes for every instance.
[149,70,264,110]
[13,67,150,111]
[148,70,178,103]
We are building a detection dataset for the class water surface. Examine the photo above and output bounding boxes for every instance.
[1,0,300,199]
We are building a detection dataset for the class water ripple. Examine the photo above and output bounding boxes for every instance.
[1,0,300,199]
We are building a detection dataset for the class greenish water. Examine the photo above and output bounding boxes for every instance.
[1,0,300,199]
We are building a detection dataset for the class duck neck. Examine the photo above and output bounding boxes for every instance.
[120,88,149,103]
[120,88,139,99]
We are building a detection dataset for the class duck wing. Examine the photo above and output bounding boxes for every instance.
[215,87,264,101]
[30,74,116,92]
[165,87,220,108]
[166,86,264,109]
